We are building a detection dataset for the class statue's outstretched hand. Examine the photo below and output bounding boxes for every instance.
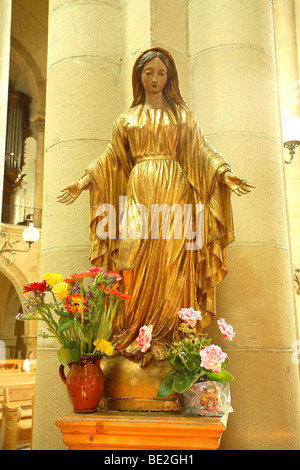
[57,181,84,205]
[223,172,255,196]
[57,174,90,205]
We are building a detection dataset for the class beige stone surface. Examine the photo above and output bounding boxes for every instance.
[151,0,188,55]
[45,59,121,147]
[32,347,71,450]
[204,135,289,248]
[191,48,280,139]
[216,245,296,349]
[0,0,11,217]
[189,0,275,57]
[220,350,300,450]
[122,0,151,60]
[47,1,121,67]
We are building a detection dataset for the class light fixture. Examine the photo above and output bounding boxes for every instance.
[0,218,40,266]
[282,113,300,164]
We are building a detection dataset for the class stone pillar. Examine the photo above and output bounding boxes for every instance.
[190,0,300,449]
[32,116,45,227]
[32,0,122,450]
[274,0,300,325]
[121,0,190,108]
[0,0,11,224]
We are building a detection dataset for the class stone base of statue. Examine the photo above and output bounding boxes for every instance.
[99,355,182,412]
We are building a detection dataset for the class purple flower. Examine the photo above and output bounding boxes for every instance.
[16,312,25,320]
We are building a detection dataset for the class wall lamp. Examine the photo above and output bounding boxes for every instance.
[0,218,40,266]
[282,114,300,164]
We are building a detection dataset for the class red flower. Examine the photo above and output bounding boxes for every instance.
[23,280,47,293]
[88,267,103,277]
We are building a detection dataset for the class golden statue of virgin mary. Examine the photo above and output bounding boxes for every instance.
[58,47,253,370]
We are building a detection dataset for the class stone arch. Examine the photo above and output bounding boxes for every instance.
[9,37,46,122]
[0,261,36,358]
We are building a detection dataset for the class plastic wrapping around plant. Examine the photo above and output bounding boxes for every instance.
[181,381,234,417]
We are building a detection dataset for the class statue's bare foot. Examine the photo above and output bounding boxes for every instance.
[141,352,153,369]
[151,343,166,362]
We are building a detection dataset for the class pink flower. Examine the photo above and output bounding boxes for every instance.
[217,317,235,342]
[200,345,228,374]
[177,307,202,328]
[137,325,153,353]
[88,267,104,277]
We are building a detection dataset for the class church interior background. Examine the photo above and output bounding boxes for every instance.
[0,0,300,450]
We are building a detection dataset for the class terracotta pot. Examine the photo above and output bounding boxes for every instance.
[59,356,105,413]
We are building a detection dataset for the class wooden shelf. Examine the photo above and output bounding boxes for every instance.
[56,410,228,450]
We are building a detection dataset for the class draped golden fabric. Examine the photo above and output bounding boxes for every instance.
[87,103,234,359]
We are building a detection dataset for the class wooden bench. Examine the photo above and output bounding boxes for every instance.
[0,383,35,449]
[0,359,24,372]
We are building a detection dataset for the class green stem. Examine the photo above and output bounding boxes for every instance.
[80,283,84,356]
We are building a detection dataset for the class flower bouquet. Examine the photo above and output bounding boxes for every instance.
[137,308,235,416]
[17,267,131,365]
[17,267,132,412]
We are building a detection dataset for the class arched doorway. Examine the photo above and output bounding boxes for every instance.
[0,266,37,361]
[0,270,23,358]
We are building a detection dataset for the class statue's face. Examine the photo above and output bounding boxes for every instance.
[141,56,168,96]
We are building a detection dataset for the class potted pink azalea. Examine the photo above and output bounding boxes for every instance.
[137,308,235,416]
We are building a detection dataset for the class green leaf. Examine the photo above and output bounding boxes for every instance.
[70,350,79,363]
[157,375,175,398]
[170,355,185,371]
[173,370,201,393]
[221,357,229,369]
[57,319,74,333]
[57,348,71,366]
[179,351,201,372]
[56,310,70,317]
[206,368,234,383]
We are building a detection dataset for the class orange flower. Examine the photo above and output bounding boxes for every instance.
[110,287,132,300]
[106,271,122,281]
[64,278,77,286]
[65,295,87,315]
[105,271,123,289]
[69,271,91,281]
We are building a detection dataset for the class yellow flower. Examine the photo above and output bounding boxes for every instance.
[52,281,70,299]
[93,338,114,356]
[43,272,64,289]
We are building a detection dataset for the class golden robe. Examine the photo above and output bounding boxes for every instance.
[87,103,234,359]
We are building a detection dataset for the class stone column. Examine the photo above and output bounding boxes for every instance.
[121,0,190,108]
[275,0,300,325]
[32,116,45,227]
[0,0,11,224]
[32,0,122,450]
[190,0,300,449]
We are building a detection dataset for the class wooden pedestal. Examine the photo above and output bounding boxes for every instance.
[55,410,228,450]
